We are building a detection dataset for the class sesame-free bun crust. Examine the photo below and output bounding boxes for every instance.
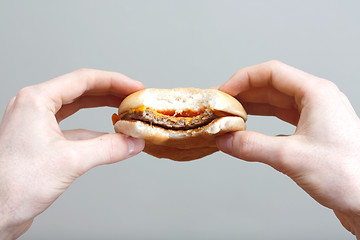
[114,88,247,161]
[115,117,246,161]
[118,88,247,120]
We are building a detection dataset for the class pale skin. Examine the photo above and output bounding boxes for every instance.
[0,62,360,239]
[0,69,145,239]
[216,60,360,238]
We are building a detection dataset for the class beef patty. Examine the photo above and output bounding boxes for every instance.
[120,109,219,130]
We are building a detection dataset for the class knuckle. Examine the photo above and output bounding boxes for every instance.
[273,143,292,173]
[267,59,285,69]
[74,68,95,79]
[15,86,43,107]
[323,79,340,92]
[5,96,17,110]
[73,68,96,88]
[274,139,303,176]
[17,86,36,98]
[234,132,257,159]
[312,78,340,99]
[268,59,283,66]
[74,68,92,74]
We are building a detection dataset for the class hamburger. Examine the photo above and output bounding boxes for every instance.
[112,88,247,161]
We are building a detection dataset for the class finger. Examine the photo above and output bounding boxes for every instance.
[62,129,107,140]
[216,131,288,172]
[241,102,300,126]
[37,69,145,113]
[219,60,321,109]
[55,94,124,122]
[1,96,16,121]
[5,96,16,112]
[208,86,220,90]
[238,87,297,110]
[72,133,145,175]
[0,97,17,131]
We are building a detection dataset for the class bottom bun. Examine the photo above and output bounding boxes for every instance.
[144,142,218,161]
[114,116,245,161]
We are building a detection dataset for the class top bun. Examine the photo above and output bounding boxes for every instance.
[114,88,247,161]
[118,88,247,121]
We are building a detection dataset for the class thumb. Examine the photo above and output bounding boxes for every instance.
[72,133,145,175]
[216,131,286,171]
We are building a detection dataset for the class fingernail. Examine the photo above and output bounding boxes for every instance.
[127,137,145,156]
[216,133,233,153]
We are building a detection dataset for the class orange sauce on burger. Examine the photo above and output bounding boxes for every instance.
[156,109,205,117]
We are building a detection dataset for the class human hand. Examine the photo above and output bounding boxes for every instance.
[0,69,145,239]
[216,61,360,238]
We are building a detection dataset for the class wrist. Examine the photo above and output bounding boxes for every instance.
[0,217,33,240]
[0,204,33,240]
[351,212,360,239]
[334,209,360,239]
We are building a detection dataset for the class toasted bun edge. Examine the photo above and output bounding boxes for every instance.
[118,88,247,121]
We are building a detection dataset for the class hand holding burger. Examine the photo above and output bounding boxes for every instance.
[216,61,360,238]
[0,69,145,239]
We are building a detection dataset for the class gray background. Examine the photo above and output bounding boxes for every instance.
[1,0,359,239]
